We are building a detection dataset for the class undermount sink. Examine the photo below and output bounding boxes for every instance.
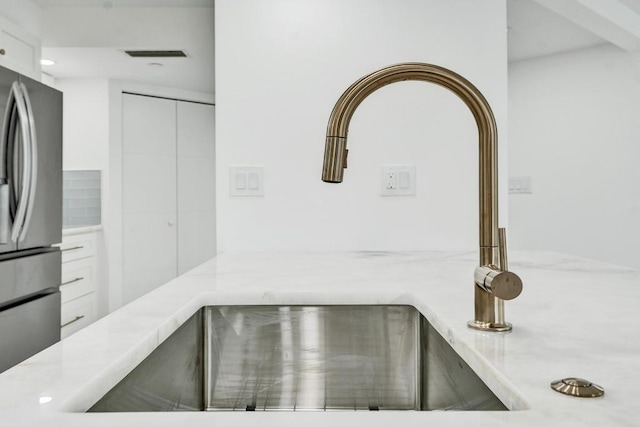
[89,305,507,412]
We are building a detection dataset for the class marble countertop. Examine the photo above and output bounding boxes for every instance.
[61,225,102,235]
[1,251,639,426]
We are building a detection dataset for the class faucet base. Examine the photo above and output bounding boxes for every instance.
[467,320,512,333]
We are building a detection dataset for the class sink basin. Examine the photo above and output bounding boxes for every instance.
[89,305,507,412]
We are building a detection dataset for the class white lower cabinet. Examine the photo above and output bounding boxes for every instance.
[60,293,96,338]
[59,231,99,339]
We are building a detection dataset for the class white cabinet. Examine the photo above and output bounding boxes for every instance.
[59,231,99,338]
[0,15,41,79]
[122,93,215,304]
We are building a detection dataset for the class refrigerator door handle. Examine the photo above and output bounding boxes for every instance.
[0,82,14,244]
[17,82,37,242]
[0,183,7,244]
[8,82,32,243]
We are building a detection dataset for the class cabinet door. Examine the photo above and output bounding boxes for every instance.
[177,101,216,274]
[122,94,177,304]
[0,15,41,79]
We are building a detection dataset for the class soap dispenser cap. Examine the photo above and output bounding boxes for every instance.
[550,378,604,398]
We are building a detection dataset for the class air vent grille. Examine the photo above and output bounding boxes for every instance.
[124,50,187,58]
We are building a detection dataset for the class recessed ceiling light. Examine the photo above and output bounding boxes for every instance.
[40,59,55,66]
[148,62,164,67]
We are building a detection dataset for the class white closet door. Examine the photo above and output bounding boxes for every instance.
[177,101,216,274]
[122,94,177,303]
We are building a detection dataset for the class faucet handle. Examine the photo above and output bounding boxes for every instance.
[474,265,522,300]
[474,227,522,301]
[498,227,508,271]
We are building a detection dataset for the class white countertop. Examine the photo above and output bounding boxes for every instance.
[62,225,102,236]
[1,251,639,426]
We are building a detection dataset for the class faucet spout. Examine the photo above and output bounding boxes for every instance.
[321,63,523,332]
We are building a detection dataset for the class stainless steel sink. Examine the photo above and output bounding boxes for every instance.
[89,305,507,412]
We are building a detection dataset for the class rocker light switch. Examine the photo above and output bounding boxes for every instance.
[230,167,264,196]
[508,176,532,194]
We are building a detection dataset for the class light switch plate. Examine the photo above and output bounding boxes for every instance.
[381,165,416,196]
[230,167,264,196]
[508,176,532,194]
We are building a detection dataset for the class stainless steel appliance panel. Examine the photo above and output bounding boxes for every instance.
[0,64,63,374]
[0,290,60,373]
[0,249,61,307]
[14,75,62,251]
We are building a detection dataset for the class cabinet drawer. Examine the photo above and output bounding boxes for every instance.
[0,292,60,373]
[61,293,96,339]
[60,233,96,263]
[61,257,96,304]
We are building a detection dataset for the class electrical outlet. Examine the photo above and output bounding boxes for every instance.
[381,165,415,196]
[385,171,397,189]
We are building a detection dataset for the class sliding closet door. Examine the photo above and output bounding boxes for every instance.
[122,94,177,304]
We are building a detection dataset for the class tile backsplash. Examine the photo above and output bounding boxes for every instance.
[63,170,101,228]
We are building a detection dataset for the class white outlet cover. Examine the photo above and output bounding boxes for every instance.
[381,165,416,196]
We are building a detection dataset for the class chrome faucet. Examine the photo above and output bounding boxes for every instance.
[321,63,523,332]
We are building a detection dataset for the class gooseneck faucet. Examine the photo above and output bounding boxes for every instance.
[321,63,523,332]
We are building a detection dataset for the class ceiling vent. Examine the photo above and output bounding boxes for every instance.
[124,50,187,58]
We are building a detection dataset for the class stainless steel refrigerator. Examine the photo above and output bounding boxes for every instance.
[0,65,62,373]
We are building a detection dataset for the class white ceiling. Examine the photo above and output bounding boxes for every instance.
[508,0,640,62]
[35,0,638,95]
[507,0,607,62]
[37,0,214,94]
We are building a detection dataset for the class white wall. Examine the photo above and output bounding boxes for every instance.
[509,45,640,269]
[216,0,509,252]
[57,79,110,170]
